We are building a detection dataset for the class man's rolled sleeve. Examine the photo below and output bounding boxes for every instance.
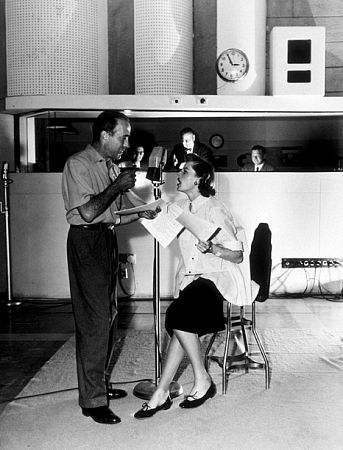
[62,159,95,212]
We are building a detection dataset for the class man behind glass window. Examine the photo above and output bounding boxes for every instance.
[241,145,275,172]
[165,127,214,170]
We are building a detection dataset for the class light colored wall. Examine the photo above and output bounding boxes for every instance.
[8,171,343,299]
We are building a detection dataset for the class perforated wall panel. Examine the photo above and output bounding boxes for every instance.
[6,0,108,95]
[134,0,193,94]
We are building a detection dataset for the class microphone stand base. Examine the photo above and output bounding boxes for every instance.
[0,295,22,306]
[7,301,22,307]
[133,380,183,401]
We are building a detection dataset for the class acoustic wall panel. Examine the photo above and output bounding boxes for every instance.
[134,0,193,94]
[6,0,108,95]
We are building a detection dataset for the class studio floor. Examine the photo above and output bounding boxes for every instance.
[0,296,173,414]
[0,296,343,449]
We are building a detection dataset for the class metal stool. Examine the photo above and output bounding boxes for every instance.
[205,301,270,393]
[205,223,272,393]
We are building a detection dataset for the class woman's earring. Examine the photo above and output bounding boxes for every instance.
[194,181,198,185]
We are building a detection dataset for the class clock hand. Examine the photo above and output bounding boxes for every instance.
[227,54,234,65]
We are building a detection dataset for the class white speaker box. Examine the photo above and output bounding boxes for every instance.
[270,26,325,96]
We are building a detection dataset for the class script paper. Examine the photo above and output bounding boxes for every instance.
[140,202,184,248]
[140,201,221,248]
[115,198,164,215]
[176,210,221,242]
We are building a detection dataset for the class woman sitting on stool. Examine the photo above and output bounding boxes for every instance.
[134,154,246,419]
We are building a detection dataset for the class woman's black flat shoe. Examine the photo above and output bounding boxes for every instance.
[179,381,216,409]
[134,396,172,419]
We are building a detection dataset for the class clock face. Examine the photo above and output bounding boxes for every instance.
[216,48,249,82]
[209,134,224,149]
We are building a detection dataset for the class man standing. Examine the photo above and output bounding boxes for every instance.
[62,111,158,425]
[165,127,214,170]
[242,145,275,172]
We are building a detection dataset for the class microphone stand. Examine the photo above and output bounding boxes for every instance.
[133,164,182,400]
[0,164,21,306]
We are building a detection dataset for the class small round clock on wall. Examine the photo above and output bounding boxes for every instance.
[216,48,249,82]
[209,134,224,149]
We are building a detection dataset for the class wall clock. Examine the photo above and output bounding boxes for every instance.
[216,0,266,95]
[209,134,224,149]
[216,48,249,82]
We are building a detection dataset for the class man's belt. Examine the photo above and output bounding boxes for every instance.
[70,223,114,231]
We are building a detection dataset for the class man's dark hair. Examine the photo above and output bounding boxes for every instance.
[92,110,129,143]
[251,144,266,155]
[180,127,195,138]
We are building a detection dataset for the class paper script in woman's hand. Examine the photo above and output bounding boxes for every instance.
[140,202,184,248]
[140,202,221,248]
[115,198,164,215]
[176,210,221,242]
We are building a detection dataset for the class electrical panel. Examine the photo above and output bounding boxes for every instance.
[282,258,343,268]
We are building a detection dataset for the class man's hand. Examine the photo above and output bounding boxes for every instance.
[114,170,136,192]
[77,169,137,223]
[138,206,161,220]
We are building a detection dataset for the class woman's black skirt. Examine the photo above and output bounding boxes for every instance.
[165,277,226,337]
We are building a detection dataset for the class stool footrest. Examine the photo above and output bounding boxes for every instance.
[209,355,265,371]
[231,316,252,326]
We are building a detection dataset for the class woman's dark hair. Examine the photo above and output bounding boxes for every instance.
[92,110,129,143]
[187,154,215,197]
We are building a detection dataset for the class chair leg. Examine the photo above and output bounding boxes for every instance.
[251,302,270,389]
[239,307,250,373]
[222,302,232,394]
[204,332,218,372]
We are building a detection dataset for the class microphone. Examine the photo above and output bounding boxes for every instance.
[146,147,167,182]
[2,162,9,180]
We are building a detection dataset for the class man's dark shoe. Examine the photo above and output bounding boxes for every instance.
[107,388,128,401]
[82,406,121,424]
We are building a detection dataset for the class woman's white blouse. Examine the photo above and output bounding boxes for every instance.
[174,195,257,306]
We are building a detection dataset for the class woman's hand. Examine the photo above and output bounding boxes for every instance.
[138,206,161,220]
[197,240,212,253]
[197,240,243,263]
